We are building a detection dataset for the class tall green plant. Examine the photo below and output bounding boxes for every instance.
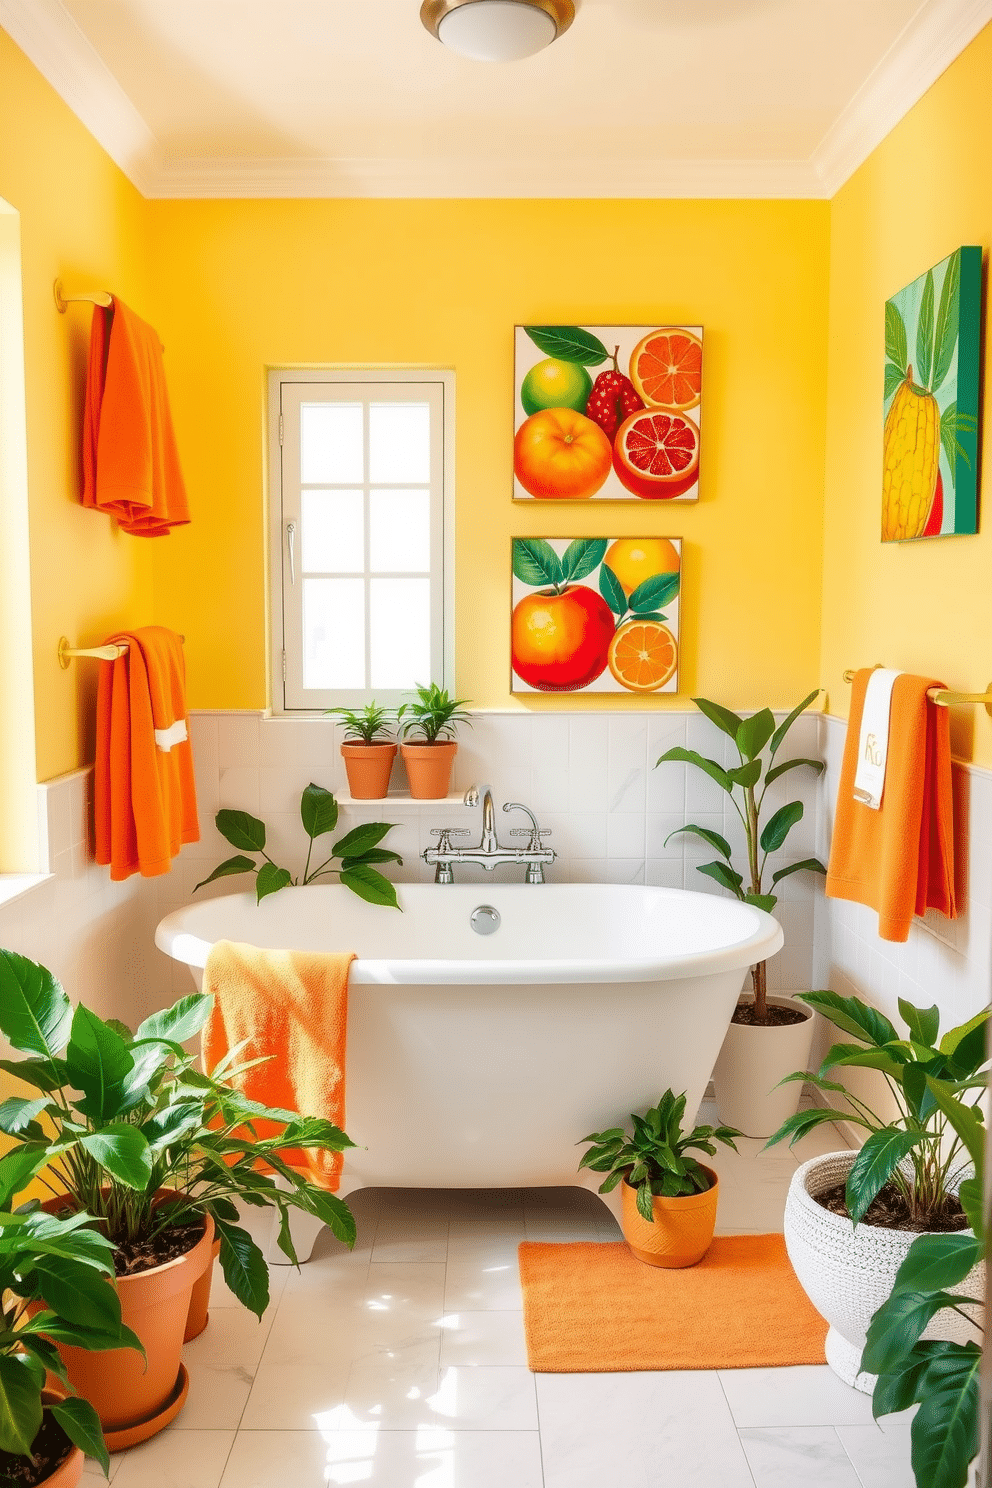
[655,691,826,1021]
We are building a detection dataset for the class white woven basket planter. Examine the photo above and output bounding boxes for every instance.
[784,1151,984,1393]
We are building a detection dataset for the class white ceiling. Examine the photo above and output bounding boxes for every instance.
[3,0,991,198]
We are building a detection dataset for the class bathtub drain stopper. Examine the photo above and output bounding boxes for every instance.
[470,904,501,935]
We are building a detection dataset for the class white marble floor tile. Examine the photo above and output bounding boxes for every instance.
[437,1309,528,1367]
[740,1426,865,1487]
[82,1450,127,1483]
[835,1424,916,1487]
[208,1257,290,1313]
[446,1215,528,1244]
[444,1258,523,1311]
[324,1428,545,1488]
[364,1262,447,1319]
[219,1429,338,1488]
[111,1428,236,1488]
[238,1358,352,1430]
[538,1370,754,1488]
[445,1231,524,1264]
[341,1338,442,1429]
[427,1365,539,1430]
[371,1230,450,1263]
[719,1365,877,1428]
[178,1309,275,1430]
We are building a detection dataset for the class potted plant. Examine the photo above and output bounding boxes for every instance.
[327,702,398,800]
[0,950,358,1448]
[768,990,986,1393]
[0,1151,141,1484]
[656,690,826,1137]
[397,682,472,799]
[578,1091,740,1267]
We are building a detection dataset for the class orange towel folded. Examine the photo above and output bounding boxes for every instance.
[94,626,199,880]
[82,298,190,536]
[825,669,956,941]
[201,941,354,1192]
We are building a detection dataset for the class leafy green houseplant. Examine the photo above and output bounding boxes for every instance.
[326,703,400,801]
[327,701,396,744]
[194,781,401,906]
[398,683,472,799]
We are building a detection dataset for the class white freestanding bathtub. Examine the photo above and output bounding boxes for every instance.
[156,883,781,1254]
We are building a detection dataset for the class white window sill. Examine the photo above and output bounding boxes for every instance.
[0,873,52,911]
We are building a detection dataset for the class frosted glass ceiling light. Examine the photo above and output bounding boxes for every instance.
[420,0,574,62]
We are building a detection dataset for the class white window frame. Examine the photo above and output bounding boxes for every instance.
[268,368,455,713]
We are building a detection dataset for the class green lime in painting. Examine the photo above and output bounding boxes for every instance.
[882,245,981,541]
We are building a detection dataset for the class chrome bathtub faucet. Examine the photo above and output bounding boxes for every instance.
[422,784,556,884]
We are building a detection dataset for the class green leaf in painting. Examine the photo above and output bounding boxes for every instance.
[916,269,935,389]
[300,782,339,840]
[598,562,626,616]
[885,300,908,373]
[931,250,961,393]
[940,402,976,473]
[512,538,563,589]
[523,325,610,366]
[560,539,607,583]
[628,571,680,613]
[884,361,905,402]
[340,865,400,909]
[193,855,257,893]
[256,863,292,903]
[216,809,267,854]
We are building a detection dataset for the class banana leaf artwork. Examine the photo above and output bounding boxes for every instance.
[882,247,981,540]
[513,325,702,501]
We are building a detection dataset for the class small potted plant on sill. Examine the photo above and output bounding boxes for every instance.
[0,950,357,1450]
[327,702,398,800]
[768,990,987,1395]
[397,682,472,799]
[578,1091,740,1268]
[656,690,826,1138]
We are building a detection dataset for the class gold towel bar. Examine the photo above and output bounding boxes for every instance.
[53,278,112,313]
[58,636,185,669]
[842,668,992,717]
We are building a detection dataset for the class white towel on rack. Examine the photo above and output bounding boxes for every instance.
[852,668,901,810]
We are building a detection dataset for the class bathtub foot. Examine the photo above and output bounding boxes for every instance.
[575,1168,624,1230]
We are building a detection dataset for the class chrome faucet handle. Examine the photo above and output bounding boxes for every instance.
[429,827,469,843]
[502,802,540,831]
[508,828,552,839]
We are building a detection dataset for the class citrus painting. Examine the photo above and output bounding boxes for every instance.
[882,246,981,541]
[513,325,702,502]
[511,537,681,694]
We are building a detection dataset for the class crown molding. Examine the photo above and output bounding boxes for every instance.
[810,0,992,194]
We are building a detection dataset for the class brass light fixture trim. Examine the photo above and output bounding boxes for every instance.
[420,0,576,47]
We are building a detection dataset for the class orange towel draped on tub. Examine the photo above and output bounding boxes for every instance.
[201,942,354,1191]
[94,626,199,880]
[82,297,190,536]
[825,669,956,941]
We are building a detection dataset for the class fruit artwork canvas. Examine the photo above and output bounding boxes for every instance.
[511,537,681,694]
[882,246,981,540]
[513,325,702,501]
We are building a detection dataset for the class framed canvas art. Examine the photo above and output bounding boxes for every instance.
[510,536,681,694]
[513,325,702,502]
[882,246,981,540]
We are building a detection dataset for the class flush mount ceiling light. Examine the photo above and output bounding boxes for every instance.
[420,0,575,62]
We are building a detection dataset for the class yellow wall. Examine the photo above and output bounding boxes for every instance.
[821,23,992,764]
[0,30,154,785]
[148,198,830,714]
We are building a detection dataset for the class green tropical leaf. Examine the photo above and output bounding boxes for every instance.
[332,823,393,858]
[655,747,732,794]
[32,1255,124,1334]
[745,892,777,911]
[0,1353,42,1456]
[0,1096,50,1138]
[819,1043,910,1082]
[771,857,826,886]
[0,1148,48,1208]
[300,782,339,840]
[898,999,939,1049]
[560,538,607,583]
[727,759,762,789]
[885,300,908,373]
[695,860,744,897]
[764,1105,849,1150]
[214,1218,270,1320]
[193,855,257,893]
[135,994,213,1046]
[50,1395,109,1476]
[523,325,610,366]
[759,801,803,852]
[512,537,564,589]
[340,865,400,909]
[884,360,905,401]
[931,250,961,393]
[736,709,775,761]
[77,1125,153,1190]
[340,849,403,869]
[256,863,292,903]
[939,1007,990,1061]
[66,1005,134,1122]
[628,571,680,613]
[769,689,820,755]
[599,562,626,616]
[635,1181,654,1222]
[909,1343,981,1488]
[692,698,743,739]
[846,1128,925,1223]
[798,990,898,1047]
[0,1057,69,1094]
[300,1187,359,1246]
[215,809,267,854]
[957,1176,983,1236]
[917,269,935,388]
[0,950,72,1059]
[764,756,824,785]
[863,1290,966,1374]
[924,1076,985,1174]
[889,1233,984,1298]
[665,824,732,860]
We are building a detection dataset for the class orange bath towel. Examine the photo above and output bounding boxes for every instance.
[82,298,190,536]
[825,669,956,941]
[94,627,199,879]
[201,941,354,1191]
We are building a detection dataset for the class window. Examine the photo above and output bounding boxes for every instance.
[270,370,453,711]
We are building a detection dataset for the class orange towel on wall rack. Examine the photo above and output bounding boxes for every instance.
[94,626,199,880]
[825,668,957,941]
[82,298,190,536]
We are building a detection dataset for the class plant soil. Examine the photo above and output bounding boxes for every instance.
[0,1411,74,1487]
[112,1218,205,1276]
[731,1003,808,1028]
[814,1180,969,1232]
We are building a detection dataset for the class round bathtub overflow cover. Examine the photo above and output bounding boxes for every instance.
[470,904,501,935]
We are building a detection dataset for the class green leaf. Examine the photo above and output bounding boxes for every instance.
[819,1043,909,1081]
[50,1395,109,1477]
[798,990,898,1047]
[769,689,820,756]
[300,782,339,840]
[898,999,940,1049]
[885,300,908,374]
[340,849,403,869]
[695,860,744,897]
[759,801,803,852]
[727,759,761,789]
[939,1008,990,1061]
[771,857,827,886]
[276,1117,355,1153]
[598,562,626,616]
[666,824,733,860]
[33,1255,123,1334]
[215,809,267,854]
[214,1219,270,1320]
[884,360,906,401]
[889,1233,984,1298]
[924,1076,985,1174]
[66,1004,134,1114]
[745,892,777,912]
[0,1095,50,1138]
[628,571,680,613]
[256,863,292,903]
[340,865,400,909]
[846,1128,924,1224]
[931,250,961,393]
[957,1177,983,1237]
[193,855,257,892]
[0,1353,42,1457]
[512,538,563,589]
[135,994,213,1046]
[0,1148,47,1207]
[0,1057,69,1094]
[523,325,610,366]
[692,698,744,739]
[299,1187,358,1247]
[909,1343,981,1488]
[736,709,775,761]
[942,1015,989,1077]
[77,1125,153,1190]
[917,269,935,389]
[764,1105,850,1150]
[655,746,732,794]
[0,950,72,1059]
[863,1290,963,1374]
[332,822,393,858]
[635,1181,654,1222]
[764,756,825,786]
[560,538,607,583]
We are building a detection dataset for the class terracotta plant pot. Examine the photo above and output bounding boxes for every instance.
[341,742,397,800]
[621,1164,719,1268]
[184,1236,222,1342]
[42,1197,213,1446]
[400,740,457,799]
[711,993,816,1139]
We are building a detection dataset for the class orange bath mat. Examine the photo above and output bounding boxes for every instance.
[518,1235,828,1372]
